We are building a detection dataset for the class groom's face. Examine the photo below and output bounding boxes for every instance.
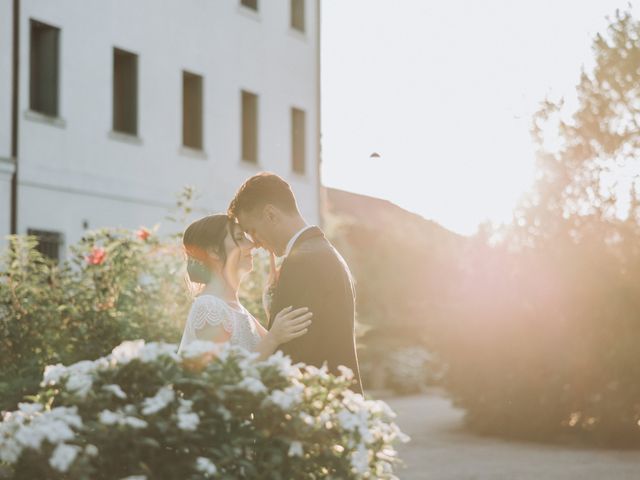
[236,209,278,255]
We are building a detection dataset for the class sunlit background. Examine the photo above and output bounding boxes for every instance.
[322,0,640,235]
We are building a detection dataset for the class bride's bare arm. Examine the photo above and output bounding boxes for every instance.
[195,323,231,344]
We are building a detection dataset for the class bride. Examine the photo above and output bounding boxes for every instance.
[177,214,313,357]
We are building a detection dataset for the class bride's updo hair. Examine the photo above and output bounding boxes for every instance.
[182,214,239,284]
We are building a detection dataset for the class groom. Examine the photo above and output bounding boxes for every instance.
[228,172,363,393]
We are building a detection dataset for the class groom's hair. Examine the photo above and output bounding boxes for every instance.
[228,172,299,219]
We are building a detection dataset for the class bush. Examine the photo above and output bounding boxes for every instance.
[0,340,408,479]
[439,229,640,446]
[0,228,191,411]
[385,346,438,395]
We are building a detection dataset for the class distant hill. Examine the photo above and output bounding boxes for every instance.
[322,187,466,248]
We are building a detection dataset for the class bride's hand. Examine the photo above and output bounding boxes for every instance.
[268,306,313,345]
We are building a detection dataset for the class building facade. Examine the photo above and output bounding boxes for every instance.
[0,0,321,259]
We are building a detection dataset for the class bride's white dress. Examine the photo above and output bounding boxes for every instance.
[177,294,262,354]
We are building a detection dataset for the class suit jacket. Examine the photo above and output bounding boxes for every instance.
[268,226,363,394]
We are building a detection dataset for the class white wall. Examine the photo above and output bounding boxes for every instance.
[13,0,320,248]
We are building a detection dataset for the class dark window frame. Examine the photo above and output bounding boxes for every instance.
[27,228,63,262]
[241,90,259,164]
[29,19,60,117]
[112,47,139,136]
[240,0,258,11]
[291,107,306,174]
[182,71,204,151]
[291,0,305,33]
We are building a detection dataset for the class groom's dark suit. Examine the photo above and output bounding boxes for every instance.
[268,226,363,394]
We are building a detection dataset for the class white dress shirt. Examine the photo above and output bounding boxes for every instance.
[283,225,315,258]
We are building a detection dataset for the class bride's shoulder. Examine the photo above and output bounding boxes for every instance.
[188,295,233,331]
[191,294,229,311]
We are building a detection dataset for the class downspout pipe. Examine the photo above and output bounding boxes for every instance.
[10,0,20,235]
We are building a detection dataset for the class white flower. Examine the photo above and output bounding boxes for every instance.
[46,406,83,430]
[123,416,148,429]
[236,376,267,395]
[98,410,120,426]
[68,360,98,375]
[304,364,330,381]
[45,419,78,444]
[177,412,200,431]
[337,365,355,381]
[103,384,127,399]
[41,363,67,386]
[350,443,370,475]
[0,438,20,463]
[288,441,304,457]
[14,424,46,450]
[12,407,79,450]
[139,342,180,363]
[85,444,99,456]
[141,386,175,415]
[217,406,232,421]
[49,443,80,473]
[180,340,219,359]
[65,373,93,398]
[120,476,147,480]
[266,383,304,410]
[98,409,147,429]
[0,406,81,466]
[300,412,315,426]
[195,457,218,476]
[263,351,302,378]
[336,408,375,442]
[111,340,146,365]
[18,402,42,415]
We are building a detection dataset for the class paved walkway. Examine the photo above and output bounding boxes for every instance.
[385,391,640,480]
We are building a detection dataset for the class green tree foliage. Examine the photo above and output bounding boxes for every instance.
[441,9,640,446]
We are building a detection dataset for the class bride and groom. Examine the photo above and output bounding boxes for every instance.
[178,172,362,393]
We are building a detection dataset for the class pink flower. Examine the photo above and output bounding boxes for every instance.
[137,228,151,241]
[86,247,106,266]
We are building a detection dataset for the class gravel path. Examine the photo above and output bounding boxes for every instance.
[384,391,640,480]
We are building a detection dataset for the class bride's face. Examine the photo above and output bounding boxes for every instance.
[222,225,255,281]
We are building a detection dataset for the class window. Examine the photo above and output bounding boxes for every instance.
[241,0,258,11]
[291,108,306,174]
[27,229,63,262]
[29,20,60,116]
[241,91,258,163]
[291,0,305,32]
[182,71,203,150]
[113,48,138,135]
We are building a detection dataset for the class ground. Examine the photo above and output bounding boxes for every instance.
[385,391,640,480]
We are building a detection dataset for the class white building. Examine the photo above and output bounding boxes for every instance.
[0,0,321,260]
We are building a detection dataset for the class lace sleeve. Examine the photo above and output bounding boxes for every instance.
[188,297,233,334]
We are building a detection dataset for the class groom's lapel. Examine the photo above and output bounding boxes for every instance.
[268,227,324,330]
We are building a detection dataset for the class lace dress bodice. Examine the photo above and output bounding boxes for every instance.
[178,295,262,354]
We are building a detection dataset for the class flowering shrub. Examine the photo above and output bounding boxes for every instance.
[0,228,191,411]
[0,340,408,479]
[385,346,437,395]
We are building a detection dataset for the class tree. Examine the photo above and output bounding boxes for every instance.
[515,9,640,245]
